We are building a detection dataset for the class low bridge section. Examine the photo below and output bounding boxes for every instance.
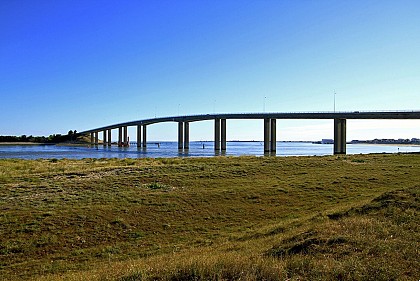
[80,111,420,155]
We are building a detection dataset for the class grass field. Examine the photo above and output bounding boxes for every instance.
[0,154,419,280]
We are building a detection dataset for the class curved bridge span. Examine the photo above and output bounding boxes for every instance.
[80,111,420,155]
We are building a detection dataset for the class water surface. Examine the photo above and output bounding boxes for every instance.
[0,142,418,159]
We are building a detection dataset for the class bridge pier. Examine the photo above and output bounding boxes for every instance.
[264,118,276,153]
[214,118,220,151]
[178,122,184,149]
[137,125,142,147]
[90,132,94,145]
[221,119,226,151]
[102,130,107,146]
[94,131,99,146]
[177,122,190,150]
[334,118,346,154]
[184,122,189,149]
[264,119,270,152]
[107,129,112,146]
[142,125,147,148]
[118,127,122,147]
[123,126,128,146]
[270,119,276,152]
[214,118,227,151]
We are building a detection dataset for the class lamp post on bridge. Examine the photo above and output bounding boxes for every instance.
[263,96,266,112]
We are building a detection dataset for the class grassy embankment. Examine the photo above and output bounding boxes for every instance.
[0,154,418,280]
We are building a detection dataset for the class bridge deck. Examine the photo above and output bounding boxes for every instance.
[80,111,420,134]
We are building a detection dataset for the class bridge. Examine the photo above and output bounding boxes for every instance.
[80,111,420,155]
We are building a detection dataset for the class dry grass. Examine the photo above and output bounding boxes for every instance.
[0,154,419,280]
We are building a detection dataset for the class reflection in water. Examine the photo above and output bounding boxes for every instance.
[0,142,418,159]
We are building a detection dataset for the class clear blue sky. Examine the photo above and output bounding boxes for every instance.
[1,0,419,141]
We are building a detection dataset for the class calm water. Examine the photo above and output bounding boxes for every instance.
[0,142,419,159]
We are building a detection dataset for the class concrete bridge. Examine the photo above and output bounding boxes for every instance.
[80,111,420,155]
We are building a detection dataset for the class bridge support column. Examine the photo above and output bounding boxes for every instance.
[142,125,147,148]
[90,132,94,145]
[184,122,189,149]
[270,119,276,152]
[264,119,276,153]
[137,125,142,147]
[123,126,129,147]
[264,119,270,152]
[118,127,123,147]
[178,122,184,150]
[107,129,112,146]
[334,118,346,154]
[94,132,99,146]
[102,130,107,146]
[221,119,226,151]
[214,118,220,151]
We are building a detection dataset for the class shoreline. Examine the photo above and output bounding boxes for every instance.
[0,142,90,146]
[351,142,420,147]
[0,140,420,147]
[0,142,53,145]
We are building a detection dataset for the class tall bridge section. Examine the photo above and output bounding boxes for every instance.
[80,111,420,155]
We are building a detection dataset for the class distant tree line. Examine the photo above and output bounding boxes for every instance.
[0,130,80,143]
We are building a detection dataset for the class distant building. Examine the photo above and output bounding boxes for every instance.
[318,138,418,145]
[321,139,334,144]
